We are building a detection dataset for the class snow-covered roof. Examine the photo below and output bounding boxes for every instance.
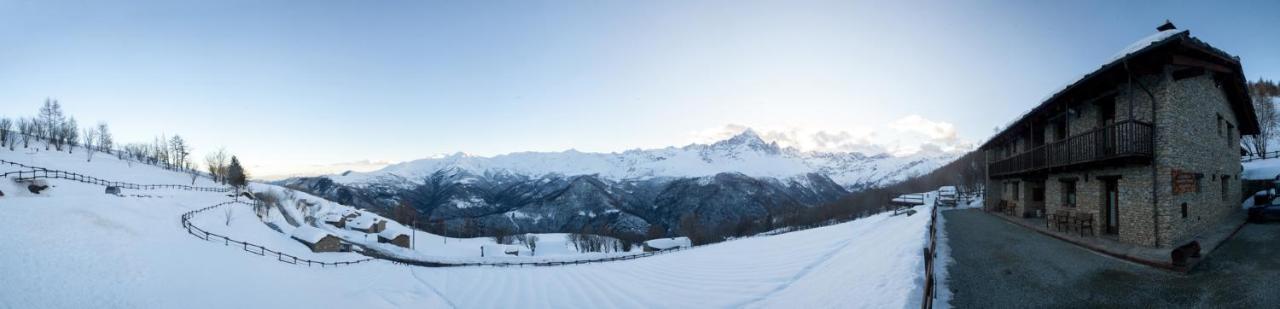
[378,223,410,239]
[983,28,1196,149]
[1107,29,1187,64]
[891,197,924,204]
[290,226,335,244]
[322,213,344,223]
[644,237,691,250]
[347,214,381,230]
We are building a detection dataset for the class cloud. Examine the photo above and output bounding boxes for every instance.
[889,114,959,143]
[252,159,396,180]
[690,114,971,156]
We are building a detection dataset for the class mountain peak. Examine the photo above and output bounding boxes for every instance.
[719,128,767,146]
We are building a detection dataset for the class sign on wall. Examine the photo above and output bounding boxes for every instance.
[1171,169,1199,195]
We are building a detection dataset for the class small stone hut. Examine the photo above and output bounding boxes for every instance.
[377,227,411,248]
[291,226,342,253]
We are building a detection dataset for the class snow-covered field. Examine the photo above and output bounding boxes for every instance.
[1243,157,1280,180]
[0,148,938,308]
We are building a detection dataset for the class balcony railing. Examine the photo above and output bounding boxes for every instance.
[989,120,1153,177]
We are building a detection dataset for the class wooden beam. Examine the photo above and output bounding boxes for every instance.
[1171,54,1233,74]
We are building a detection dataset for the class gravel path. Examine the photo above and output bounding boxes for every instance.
[944,209,1280,308]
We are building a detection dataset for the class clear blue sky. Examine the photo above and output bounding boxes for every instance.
[1,0,1277,177]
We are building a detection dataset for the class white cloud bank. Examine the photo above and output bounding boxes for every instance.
[691,114,972,156]
[252,159,396,180]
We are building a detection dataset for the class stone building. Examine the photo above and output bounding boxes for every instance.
[291,226,343,253]
[981,22,1259,248]
[377,226,411,248]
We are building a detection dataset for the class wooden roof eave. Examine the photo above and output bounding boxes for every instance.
[980,33,1190,150]
[1169,39,1259,135]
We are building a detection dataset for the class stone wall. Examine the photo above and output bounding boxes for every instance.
[1042,166,1155,244]
[1151,70,1244,247]
[983,66,1247,248]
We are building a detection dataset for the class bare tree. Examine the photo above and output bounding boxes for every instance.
[95,122,113,154]
[37,99,65,150]
[170,135,189,171]
[678,212,702,245]
[0,117,11,149]
[224,207,234,226]
[1245,79,1280,157]
[205,147,228,184]
[82,127,97,162]
[62,117,78,153]
[17,118,32,149]
[523,234,539,255]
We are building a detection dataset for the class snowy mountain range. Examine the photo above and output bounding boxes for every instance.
[328,129,958,191]
[280,129,961,235]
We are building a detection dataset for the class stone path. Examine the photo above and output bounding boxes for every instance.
[944,209,1280,308]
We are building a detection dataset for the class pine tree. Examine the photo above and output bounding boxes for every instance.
[227,156,247,188]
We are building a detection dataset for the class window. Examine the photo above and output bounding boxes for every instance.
[1053,120,1067,141]
[1062,181,1077,207]
[1217,114,1224,136]
[1221,175,1231,201]
[1228,123,1235,148]
[1098,99,1116,126]
[1181,203,1188,218]
[1032,187,1045,202]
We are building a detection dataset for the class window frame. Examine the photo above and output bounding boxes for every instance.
[1061,180,1077,208]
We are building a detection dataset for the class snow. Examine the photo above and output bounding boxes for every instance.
[377,222,410,239]
[1107,29,1188,64]
[1243,157,1280,180]
[346,213,380,230]
[643,237,691,250]
[328,131,960,190]
[290,225,333,244]
[1,146,942,308]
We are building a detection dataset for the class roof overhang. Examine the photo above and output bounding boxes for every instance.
[980,31,1258,150]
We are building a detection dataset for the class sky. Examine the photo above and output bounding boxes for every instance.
[1,0,1277,179]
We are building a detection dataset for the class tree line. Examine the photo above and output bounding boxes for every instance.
[678,150,986,246]
[0,99,249,188]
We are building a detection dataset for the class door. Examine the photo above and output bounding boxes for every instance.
[1104,179,1119,234]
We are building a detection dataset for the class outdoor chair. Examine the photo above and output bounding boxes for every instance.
[1056,210,1072,232]
[1075,212,1095,237]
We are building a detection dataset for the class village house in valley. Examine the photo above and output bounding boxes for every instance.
[982,22,1259,249]
[291,225,343,253]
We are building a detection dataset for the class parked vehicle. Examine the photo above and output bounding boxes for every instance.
[1248,197,1280,222]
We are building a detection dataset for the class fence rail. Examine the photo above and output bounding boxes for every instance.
[0,159,231,192]
[369,245,692,268]
[180,200,377,268]
[921,203,939,309]
[1242,150,1280,163]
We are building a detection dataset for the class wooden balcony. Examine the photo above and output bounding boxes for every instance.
[989,120,1153,178]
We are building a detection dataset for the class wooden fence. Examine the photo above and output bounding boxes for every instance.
[1242,150,1280,163]
[369,245,692,268]
[179,200,377,267]
[0,159,231,192]
[920,203,939,309]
